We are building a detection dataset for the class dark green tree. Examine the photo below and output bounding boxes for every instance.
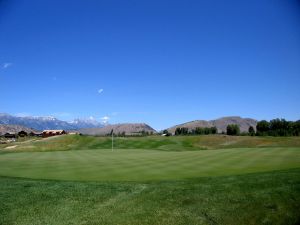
[269,118,292,136]
[292,120,300,136]
[175,127,189,135]
[195,127,204,135]
[204,127,211,135]
[256,120,270,136]
[248,126,255,136]
[162,129,171,136]
[226,124,240,135]
[211,126,217,134]
[175,127,181,135]
[181,127,189,135]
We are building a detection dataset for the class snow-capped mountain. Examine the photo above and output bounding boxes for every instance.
[68,117,104,129]
[0,113,104,131]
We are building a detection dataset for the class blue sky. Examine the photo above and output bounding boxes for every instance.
[1,0,300,130]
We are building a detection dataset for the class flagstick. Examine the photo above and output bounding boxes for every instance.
[112,132,113,151]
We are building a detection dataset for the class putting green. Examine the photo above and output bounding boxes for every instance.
[0,147,300,181]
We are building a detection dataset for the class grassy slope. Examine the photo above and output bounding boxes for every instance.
[1,135,300,152]
[1,135,300,224]
[0,147,300,181]
[0,169,300,225]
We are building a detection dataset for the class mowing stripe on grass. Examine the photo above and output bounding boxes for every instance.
[0,147,299,181]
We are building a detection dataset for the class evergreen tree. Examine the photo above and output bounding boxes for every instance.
[226,124,240,135]
[248,126,255,136]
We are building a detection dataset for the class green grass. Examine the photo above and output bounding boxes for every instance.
[0,147,300,181]
[1,169,300,225]
[1,134,300,152]
[1,135,300,224]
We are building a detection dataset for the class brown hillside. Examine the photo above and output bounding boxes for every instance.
[80,123,157,136]
[167,116,257,134]
[0,125,37,135]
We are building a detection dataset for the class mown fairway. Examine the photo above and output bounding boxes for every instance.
[0,147,300,181]
[1,135,300,224]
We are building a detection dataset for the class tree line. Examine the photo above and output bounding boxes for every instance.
[226,119,300,136]
[170,118,300,137]
[165,126,218,136]
[255,119,300,136]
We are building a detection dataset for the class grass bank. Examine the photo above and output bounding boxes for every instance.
[1,169,299,225]
[1,135,300,152]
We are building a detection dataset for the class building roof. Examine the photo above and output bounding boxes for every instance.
[43,130,65,133]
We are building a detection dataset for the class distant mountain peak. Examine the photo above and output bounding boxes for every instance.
[69,117,105,128]
[0,113,104,130]
[31,116,57,121]
[13,114,57,121]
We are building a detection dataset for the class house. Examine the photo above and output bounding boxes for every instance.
[29,131,43,137]
[42,130,67,138]
[4,132,17,138]
[18,131,28,137]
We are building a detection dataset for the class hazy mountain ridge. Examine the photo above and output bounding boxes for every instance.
[0,125,37,135]
[0,113,104,130]
[80,123,157,136]
[0,113,257,134]
[166,116,257,134]
[68,117,104,129]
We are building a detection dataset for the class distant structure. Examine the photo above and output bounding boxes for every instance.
[18,131,28,137]
[4,132,16,138]
[29,131,43,137]
[42,130,67,138]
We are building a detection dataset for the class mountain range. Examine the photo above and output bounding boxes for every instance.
[166,116,257,134]
[0,113,258,135]
[0,113,104,131]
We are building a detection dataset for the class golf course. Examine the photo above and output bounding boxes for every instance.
[2,0,300,223]
[0,135,300,225]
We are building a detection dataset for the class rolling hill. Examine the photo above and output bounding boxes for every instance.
[166,116,257,134]
[80,123,157,136]
[0,124,37,135]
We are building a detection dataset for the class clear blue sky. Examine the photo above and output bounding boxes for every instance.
[1,0,300,130]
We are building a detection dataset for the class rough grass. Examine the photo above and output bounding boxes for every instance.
[0,169,300,225]
[1,135,300,152]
